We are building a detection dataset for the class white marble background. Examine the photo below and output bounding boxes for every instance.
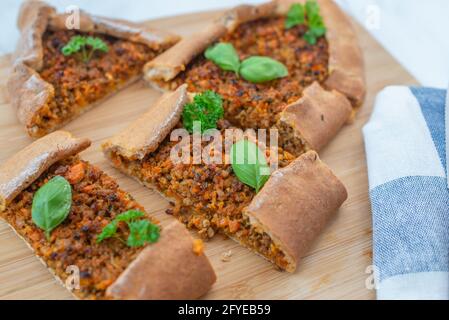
[1,0,448,88]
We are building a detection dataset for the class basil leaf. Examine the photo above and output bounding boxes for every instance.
[205,42,241,74]
[285,3,305,29]
[230,140,270,193]
[32,176,72,240]
[96,220,118,243]
[239,56,288,84]
[115,210,145,222]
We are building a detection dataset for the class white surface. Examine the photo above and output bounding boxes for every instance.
[363,86,446,190]
[377,272,449,300]
[1,0,448,88]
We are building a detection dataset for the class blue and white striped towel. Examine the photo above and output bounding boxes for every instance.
[363,86,449,300]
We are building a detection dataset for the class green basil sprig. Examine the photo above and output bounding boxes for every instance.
[97,210,160,247]
[240,56,288,84]
[205,42,240,74]
[182,90,224,134]
[285,0,327,45]
[205,42,288,83]
[62,35,109,62]
[230,140,271,193]
[32,176,72,240]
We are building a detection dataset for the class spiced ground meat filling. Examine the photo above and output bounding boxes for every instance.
[35,30,159,135]
[170,17,329,130]
[108,121,296,270]
[0,156,156,300]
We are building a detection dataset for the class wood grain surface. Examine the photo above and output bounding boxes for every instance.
[0,9,418,300]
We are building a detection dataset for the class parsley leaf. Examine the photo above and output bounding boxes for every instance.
[182,91,224,133]
[127,220,151,247]
[96,220,118,243]
[127,220,160,247]
[304,0,326,45]
[62,35,109,62]
[145,223,160,243]
[96,210,160,247]
[284,0,326,45]
[115,210,145,222]
[86,36,109,53]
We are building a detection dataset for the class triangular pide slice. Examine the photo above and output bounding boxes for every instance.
[8,1,180,138]
[0,131,216,300]
[144,0,364,156]
[102,86,348,272]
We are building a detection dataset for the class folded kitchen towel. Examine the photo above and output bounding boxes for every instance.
[363,86,449,300]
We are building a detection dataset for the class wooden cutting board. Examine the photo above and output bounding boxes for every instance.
[0,9,418,300]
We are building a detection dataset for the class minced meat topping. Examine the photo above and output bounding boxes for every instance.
[171,16,329,130]
[109,121,296,270]
[34,30,159,136]
[0,157,155,300]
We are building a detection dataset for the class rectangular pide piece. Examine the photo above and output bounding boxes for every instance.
[103,86,347,272]
[144,0,365,152]
[0,131,216,300]
[8,1,180,138]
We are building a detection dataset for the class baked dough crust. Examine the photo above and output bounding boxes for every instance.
[107,220,216,300]
[0,130,216,299]
[0,131,90,212]
[103,85,189,160]
[244,150,347,272]
[280,81,352,151]
[8,1,180,138]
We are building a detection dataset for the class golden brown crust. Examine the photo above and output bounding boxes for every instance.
[144,23,227,84]
[8,1,180,138]
[218,2,278,32]
[8,63,55,131]
[48,12,180,51]
[0,131,91,212]
[106,220,216,300]
[279,82,352,151]
[244,150,347,272]
[14,1,55,70]
[144,2,277,85]
[319,0,366,110]
[102,85,189,160]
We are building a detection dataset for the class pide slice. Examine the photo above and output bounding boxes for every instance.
[0,131,216,300]
[8,1,180,138]
[144,0,365,155]
[102,86,347,272]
